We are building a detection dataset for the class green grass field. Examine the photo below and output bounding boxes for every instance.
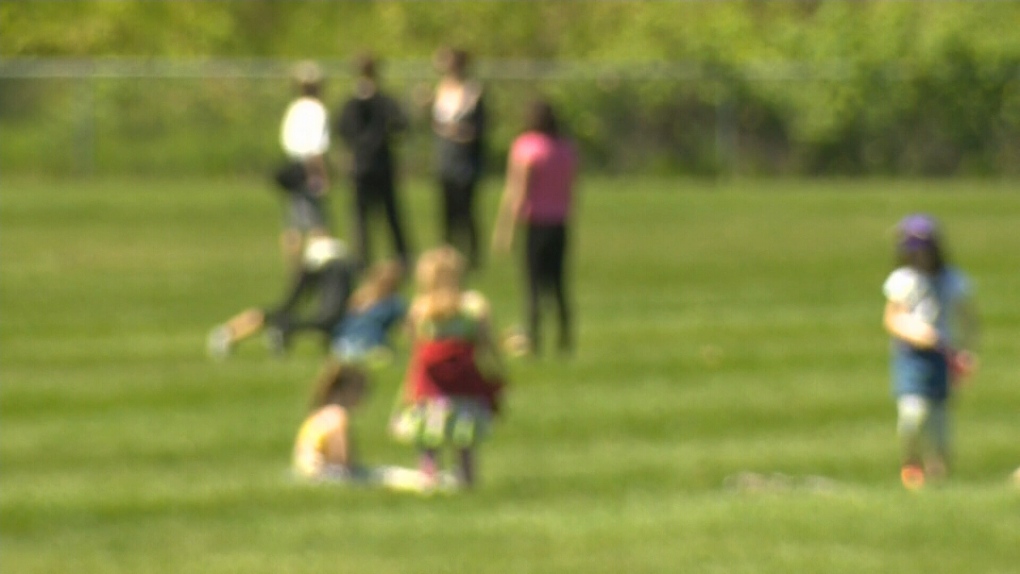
[3,176,1018,573]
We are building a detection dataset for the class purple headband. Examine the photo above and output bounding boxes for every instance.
[897,214,938,250]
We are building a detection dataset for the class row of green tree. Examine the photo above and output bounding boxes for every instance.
[3,2,1019,176]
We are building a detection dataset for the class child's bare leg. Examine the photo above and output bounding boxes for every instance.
[924,401,951,480]
[897,396,930,463]
[281,229,304,271]
[456,448,476,488]
[226,309,266,343]
[208,308,265,358]
[897,395,929,488]
[420,449,439,481]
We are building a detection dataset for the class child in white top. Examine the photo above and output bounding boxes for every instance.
[882,214,979,489]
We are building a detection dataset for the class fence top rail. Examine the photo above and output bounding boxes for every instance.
[6,57,1015,82]
[12,0,1020,3]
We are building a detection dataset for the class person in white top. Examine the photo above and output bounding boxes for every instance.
[881,214,979,490]
[274,61,332,270]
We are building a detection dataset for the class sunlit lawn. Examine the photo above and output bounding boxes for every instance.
[3,176,1018,573]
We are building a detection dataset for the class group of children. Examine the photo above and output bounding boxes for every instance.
[209,239,505,493]
[207,211,980,493]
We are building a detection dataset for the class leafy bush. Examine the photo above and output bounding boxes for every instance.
[2,2,1018,176]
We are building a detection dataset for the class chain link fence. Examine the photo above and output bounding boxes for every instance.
[3,57,1019,177]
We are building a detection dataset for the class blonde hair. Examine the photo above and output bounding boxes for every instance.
[349,260,404,312]
[413,246,466,321]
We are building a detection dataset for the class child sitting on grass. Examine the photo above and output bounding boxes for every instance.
[390,246,506,490]
[292,358,369,481]
[294,350,459,492]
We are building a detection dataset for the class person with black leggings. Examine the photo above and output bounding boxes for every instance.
[432,48,487,269]
[492,98,579,356]
[336,53,412,270]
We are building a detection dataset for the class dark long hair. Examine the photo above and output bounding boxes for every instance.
[525,98,559,138]
[354,52,378,81]
[436,47,471,80]
[896,235,946,275]
[309,358,367,412]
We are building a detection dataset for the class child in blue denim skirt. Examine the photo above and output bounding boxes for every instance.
[882,215,979,490]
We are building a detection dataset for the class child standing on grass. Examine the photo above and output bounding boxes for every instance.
[390,246,506,490]
[882,214,979,490]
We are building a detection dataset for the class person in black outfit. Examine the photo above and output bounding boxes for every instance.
[264,235,358,351]
[432,48,487,269]
[206,234,358,358]
[336,53,412,270]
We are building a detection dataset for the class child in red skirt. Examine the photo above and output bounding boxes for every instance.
[390,246,506,489]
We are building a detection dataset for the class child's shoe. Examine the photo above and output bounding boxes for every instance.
[206,326,232,360]
[900,465,925,491]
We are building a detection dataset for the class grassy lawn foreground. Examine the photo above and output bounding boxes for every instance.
[3,177,1018,573]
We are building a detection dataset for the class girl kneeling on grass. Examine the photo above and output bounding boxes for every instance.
[390,246,506,490]
[882,214,979,490]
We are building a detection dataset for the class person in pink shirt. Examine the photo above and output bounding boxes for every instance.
[493,98,578,355]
